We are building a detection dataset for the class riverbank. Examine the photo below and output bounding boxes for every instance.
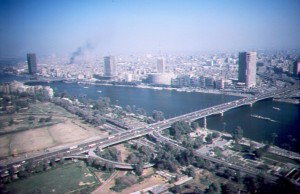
[70,80,251,98]
[273,98,300,104]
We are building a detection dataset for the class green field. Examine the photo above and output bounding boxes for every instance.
[7,162,99,194]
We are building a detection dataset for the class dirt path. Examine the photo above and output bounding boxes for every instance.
[91,170,124,194]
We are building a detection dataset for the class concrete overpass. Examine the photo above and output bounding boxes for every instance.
[1,84,298,174]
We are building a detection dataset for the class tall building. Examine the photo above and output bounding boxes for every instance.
[238,52,257,88]
[293,61,300,77]
[104,56,116,77]
[27,53,37,75]
[157,58,165,73]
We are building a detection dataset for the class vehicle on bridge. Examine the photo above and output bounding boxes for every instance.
[88,143,96,148]
[69,145,78,150]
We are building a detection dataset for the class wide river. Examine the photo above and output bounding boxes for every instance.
[1,73,299,152]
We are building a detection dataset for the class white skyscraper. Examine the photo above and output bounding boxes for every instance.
[238,52,257,88]
[104,56,116,77]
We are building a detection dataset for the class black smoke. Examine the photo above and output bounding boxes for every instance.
[69,42,94,64]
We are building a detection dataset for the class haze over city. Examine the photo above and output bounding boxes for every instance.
[0,0,300,58]
[0,1,300,193]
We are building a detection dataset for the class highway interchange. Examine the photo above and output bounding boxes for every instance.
[0,83,298,181]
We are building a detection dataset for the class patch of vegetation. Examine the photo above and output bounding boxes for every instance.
[96,147,121,162]
[111,174,137,192]
[5,162,98,194]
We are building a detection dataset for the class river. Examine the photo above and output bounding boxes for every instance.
[1,73,299,152]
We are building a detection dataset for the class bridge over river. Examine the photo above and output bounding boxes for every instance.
[1,84,298,176]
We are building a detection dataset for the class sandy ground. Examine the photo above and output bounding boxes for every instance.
[92,168,166,194]
[48,120,95,143]
[120,176,165,194]
[2,118,107,156]
[10,128,55,154]
[92,170,126,194]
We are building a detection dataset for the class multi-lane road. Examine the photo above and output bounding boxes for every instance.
[0,84,298,178]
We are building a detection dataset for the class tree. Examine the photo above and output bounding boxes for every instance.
[170,121,191,140]
[134,160,144,176]
[206,182,221,194]
[191,122,199,130]
[95,97,111,110]
[45,116,52,122]
[152,110,165,122]
[193,156,205,168]
[223,168,233,179]
[212,132,220,139]
[243,175,259,193]
[125,105,132,113]
[205,133,213,144]
[249,141,256,153]
[8,117,14,126]
[193,136,203,149]
[232,126,243,143]
[254,148,263,158]
[221,183,238,194]
[136,108,147,116]
[254,145,269,158]
[28,115,35,121]
[169,185,181,193]
[185,167,196,178]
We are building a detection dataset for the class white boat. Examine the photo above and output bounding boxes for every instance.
[272,107,280,110]
[83,86,89,89]
[97,90,102,93]
[250,114,278,122]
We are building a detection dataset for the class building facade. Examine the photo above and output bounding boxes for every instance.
[27,53,37,75]
[157,58,165,73]
[104,56,116,77]
[293,61,300,77]
[147,73,172,85]
[238,52,257,88]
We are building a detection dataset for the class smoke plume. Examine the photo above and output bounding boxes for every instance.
[69,42,94,64]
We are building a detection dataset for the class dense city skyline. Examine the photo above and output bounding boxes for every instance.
[0,0,300,58]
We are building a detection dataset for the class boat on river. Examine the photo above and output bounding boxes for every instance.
[250,114,278,122]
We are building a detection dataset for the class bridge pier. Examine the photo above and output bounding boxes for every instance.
[203,117,207,129]
[220,112,224,117]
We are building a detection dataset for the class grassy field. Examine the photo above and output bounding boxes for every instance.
[7,162,99,194]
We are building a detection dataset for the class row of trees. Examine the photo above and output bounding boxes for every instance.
[1,157,66,184]
[52,97,106,126]
[95,147,121,162]
[154,143,211,173]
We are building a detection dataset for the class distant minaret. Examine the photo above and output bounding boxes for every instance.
[27,53,37,75]
[238,52,257,88]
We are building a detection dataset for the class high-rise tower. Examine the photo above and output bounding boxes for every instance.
[27,53,37,75]
[238,52,257,88]
[157,58,165,73]
[293,61,300,77]
[104,56,116,77]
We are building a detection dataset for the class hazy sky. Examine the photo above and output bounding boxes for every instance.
[0,0,299,57]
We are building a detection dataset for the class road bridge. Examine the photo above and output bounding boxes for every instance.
[1,84,298,176]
